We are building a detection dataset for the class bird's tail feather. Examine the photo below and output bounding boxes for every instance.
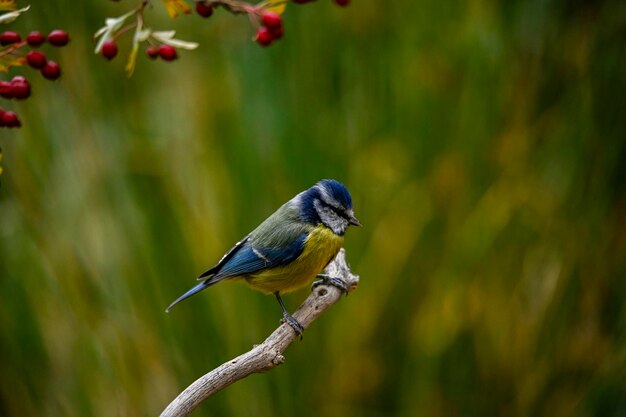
[166,280,213,312]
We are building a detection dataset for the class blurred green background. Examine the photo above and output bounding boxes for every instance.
[1,0,625,416]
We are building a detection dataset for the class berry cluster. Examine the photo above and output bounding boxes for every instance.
[94,1,199,74]
[255,11,284,47]
[192,1,285,47]
[193,0,349,48]
[146,44,178,61]
[193,1,285,47]
[96,0,351,76]
[101,40,180,62]
[0,29,69,129]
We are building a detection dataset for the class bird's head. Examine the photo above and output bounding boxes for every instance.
[296,179,361,235]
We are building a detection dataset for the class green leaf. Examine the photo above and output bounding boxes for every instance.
[0,0,17,12]
[151,31,198,50]
[162,0,191,18]
[126,22,151,77]
[0,56,26,72]
[0,5,29,24]
[94,9,136,54]
[263,0,287,15]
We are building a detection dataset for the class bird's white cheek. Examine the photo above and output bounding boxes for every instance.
[314,200,348,235]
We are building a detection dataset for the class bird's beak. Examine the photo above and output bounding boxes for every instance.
[349,214,362,227]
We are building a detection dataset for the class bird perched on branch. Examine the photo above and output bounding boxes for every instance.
[166,179,361,336]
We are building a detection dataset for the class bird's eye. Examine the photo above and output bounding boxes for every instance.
[328,205,350,221]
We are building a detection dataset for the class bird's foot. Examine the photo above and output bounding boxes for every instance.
[280,311,304,340]
[313,274,349,295]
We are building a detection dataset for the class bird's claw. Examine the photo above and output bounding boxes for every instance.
[281,312,304,340]
[313,274,349,295]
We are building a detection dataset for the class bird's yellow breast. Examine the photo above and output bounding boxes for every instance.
[244,225,344,294]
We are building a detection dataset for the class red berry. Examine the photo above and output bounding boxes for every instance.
[101,40,118,60]
[146,46,160,59]
[158,44,178,61]
[10,78,30,100]
[47,30,69,47]
[41,61,61,80]
[269,25,284,40]
[261,11,282,29]
[334,0,350,5]
[26,31,46,47]
[256,27,273,46]
[0,82,12,99]
[0,31,21,46]
[11,84,30,100]
[1,111,21,128]
[195,1,213,17]
[26,51,47,69]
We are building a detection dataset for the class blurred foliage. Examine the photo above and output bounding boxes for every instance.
[1,1,625,416]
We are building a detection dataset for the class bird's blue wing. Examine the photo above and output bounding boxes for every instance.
[198,235,251,279]
[207,233,307,283]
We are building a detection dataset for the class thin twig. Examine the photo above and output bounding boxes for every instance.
[160,248,359,417]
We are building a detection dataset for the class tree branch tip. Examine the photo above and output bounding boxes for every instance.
[272,354,285,365]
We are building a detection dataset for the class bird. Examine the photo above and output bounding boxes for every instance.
[166,179,361,336]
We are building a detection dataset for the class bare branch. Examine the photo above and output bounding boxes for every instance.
[160,248,359,417]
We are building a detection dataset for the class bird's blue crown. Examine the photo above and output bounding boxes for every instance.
[297,179,353,226]
[318,179,353,209]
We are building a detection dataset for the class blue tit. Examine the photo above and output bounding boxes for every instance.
[166,179,361,336]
